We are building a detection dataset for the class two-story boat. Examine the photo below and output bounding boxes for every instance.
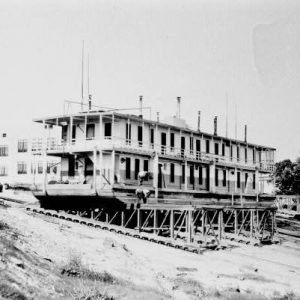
[32,97,276,210]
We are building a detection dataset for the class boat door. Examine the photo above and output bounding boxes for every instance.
[158,163,163,188]
[68,155,75,177]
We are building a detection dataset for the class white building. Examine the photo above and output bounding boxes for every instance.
[0,132,60,187]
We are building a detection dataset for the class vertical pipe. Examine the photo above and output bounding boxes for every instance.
[81,40,84,111]
[139,95,143,118]
[177,97,181,118]
[197,111,201,131]
[244,125,247,143]
[93,147,97,191]
[214,116,218,136]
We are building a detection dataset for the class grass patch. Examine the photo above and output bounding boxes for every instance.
[0,283,27,300]
[61,250,116,283]
[0,220,9,230]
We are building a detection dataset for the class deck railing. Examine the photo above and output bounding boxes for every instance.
[32,136,275,171]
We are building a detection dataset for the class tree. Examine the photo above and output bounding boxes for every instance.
[274,158,300,195]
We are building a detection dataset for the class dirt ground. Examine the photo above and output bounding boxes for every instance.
[0,199,299,300]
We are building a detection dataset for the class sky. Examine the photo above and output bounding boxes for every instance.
[0,0,299,161]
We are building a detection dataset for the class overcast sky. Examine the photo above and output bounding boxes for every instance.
[0,0,299,161]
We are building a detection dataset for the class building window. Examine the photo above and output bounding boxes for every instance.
[215,169,219,187]
[17,162,27,174]
[126,123,131,145]
[170,163,175,183]
[134,159,140,180]
[189,165,194,185]
[125,158,131,179]
[253,149,256,164]
[223,170,226,187]
[137,126,143,147]
[170,132,175,151]
[18,139,28,152]
[150,128,154,148]
[245,148,248,163]
[0,145,8,156]
[104,122,112,138]
[0,165,7,176]
[237,146,240,161]
[222,143,225,156]
[237,171,241,188]
[230,145,233,161]
[86,124,95,139]
[199,166,203,185]
[181,164,185,184]
[206,140,210,153]
[253,174,256,189]
[190,137,194,155]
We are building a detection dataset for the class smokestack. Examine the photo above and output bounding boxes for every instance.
[244,125,247,142]
[139,95,143,118]
[88,94,92,111]
[214,116,218,135]
[197,111,201,131]
[156,112,160,122]
[176,97,181,118]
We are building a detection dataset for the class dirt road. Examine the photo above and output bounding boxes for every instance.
[0,201,299,299]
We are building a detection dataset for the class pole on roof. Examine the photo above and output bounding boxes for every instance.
[81,40,85,112]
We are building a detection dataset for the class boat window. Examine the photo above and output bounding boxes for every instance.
[222,143,225,156]
[170,132,175,151]
[189,165,194,185]
[215,168,219,187]
[181,164,185,184]
[104,122,112,138]
[198,166,203,184]
[86,124,95,139]
[126,123,131,144]
[237,171,241,188]
[134,159,140,180]
[170,163,175,183]
[138,126,143,147]
[125,158,131,179]
[223,170,226,186]
[206,140,210,153]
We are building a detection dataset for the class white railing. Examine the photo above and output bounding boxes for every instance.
[32,136,275,172]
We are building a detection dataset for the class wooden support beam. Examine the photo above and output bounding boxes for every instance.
[121,211,125,227]
[170,210,174,239]
[153,209,158,235]
[137,209,141,232]
[234,209,238,235]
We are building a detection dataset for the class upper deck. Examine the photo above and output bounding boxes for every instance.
[32,109,276,173]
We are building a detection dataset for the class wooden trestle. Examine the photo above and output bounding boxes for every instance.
[68,204,277,246]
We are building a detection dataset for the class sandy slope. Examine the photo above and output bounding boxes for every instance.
[0,201,300,300]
